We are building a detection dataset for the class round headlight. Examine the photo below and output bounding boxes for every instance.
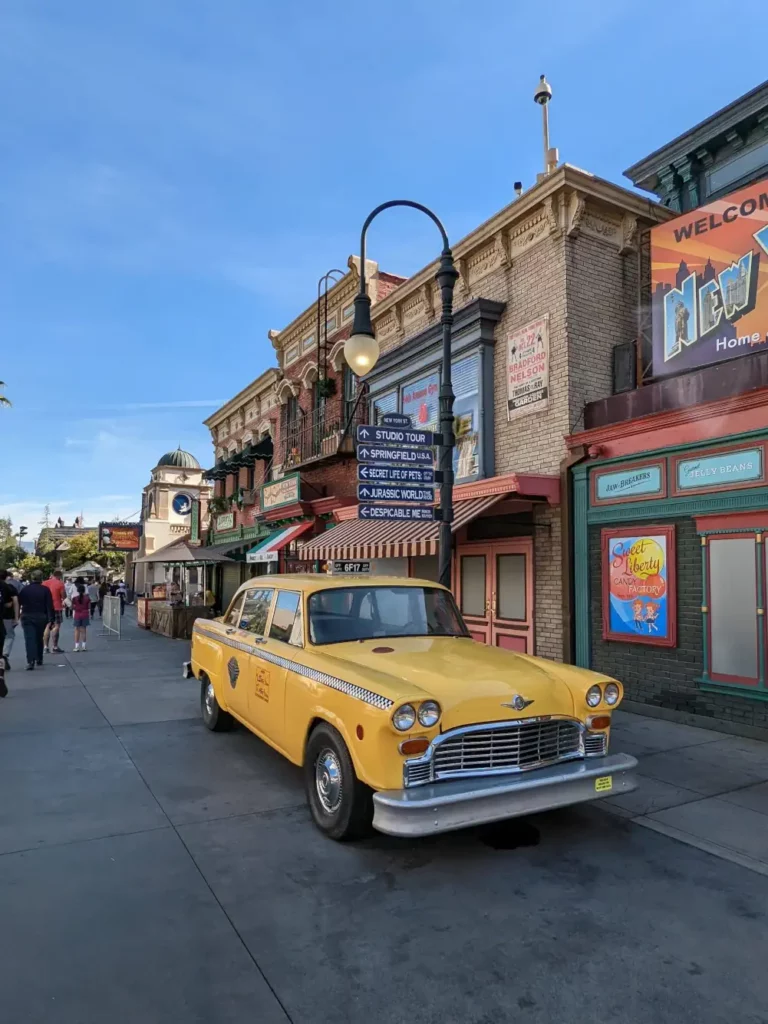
[586,684,602,708]
[417,701,441,728]
[604,682,620,706]
[393,704,417,731]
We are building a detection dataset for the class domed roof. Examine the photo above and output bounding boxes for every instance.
[156,448,200,469]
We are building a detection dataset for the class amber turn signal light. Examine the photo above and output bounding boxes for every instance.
[399,738,430,756]
[587,715,611,730]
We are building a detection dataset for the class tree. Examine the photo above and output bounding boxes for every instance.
[61,531,126,573]
[0,381,10,407]
[18,554,53,578]
[0,517,25,570]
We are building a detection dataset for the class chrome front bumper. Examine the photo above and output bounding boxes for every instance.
[372,752,637,838]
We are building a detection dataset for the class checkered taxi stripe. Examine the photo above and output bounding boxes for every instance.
[192,623,394,710]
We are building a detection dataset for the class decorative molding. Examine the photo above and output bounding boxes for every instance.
[586,487,768,524]
[543,195,560,236]
[457,255,471,300]
[419,282,435,320]
[268,329,281,352]
[567,191,587,236]
[582,212,621,243]
[276,378,299,404]
[619,213,639,254]
[299,362,318,388]
[508,209,549,260]
[329,339,346,371]
[466,232,508,287]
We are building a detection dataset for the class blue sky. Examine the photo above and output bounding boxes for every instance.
[1,0,765,534]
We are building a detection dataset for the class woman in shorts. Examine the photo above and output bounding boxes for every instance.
[72,585,90,652]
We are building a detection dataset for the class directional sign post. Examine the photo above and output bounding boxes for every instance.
[358,484,434,503]
[358,464,435,485]
[358,505,436,522]
[356,444,434,466]
[356,424,434,448]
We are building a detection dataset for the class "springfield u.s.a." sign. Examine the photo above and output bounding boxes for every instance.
[507,316,550,420]
[651,177,768,377]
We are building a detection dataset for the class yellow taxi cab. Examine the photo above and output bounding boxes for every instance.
[186,575,637,840]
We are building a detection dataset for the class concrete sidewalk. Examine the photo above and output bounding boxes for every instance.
[604,710,768,877]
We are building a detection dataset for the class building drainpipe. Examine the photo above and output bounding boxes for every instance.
[560,444,588,665]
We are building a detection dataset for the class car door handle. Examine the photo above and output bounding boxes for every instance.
[252,637,267,645]
[225,627,236,635]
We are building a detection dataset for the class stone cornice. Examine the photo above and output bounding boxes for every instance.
[203,368,280,428]
[369,165,671,328]
[624,80,768,189]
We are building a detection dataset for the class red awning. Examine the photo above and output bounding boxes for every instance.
[299,495,504,561]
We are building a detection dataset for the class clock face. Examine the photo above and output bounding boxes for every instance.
[173,493,193,516]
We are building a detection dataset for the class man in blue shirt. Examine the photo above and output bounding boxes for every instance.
[18,571,54,670]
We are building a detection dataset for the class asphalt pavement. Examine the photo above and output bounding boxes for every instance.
[1,611,767,1024]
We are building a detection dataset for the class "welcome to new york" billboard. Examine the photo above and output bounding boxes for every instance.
[651,177,768,377]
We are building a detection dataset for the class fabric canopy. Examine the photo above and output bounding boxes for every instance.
[136,538,236,564]
[245,520,314,563]
[299,494,505,560]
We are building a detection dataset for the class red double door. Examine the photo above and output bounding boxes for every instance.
[455,539,534,652]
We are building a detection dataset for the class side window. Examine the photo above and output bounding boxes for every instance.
[269,591,302,646]
[225,594,245,627]
[239,589,274,635]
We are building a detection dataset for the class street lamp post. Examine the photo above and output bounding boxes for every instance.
[344,200,459,589]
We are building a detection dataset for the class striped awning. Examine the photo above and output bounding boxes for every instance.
[245,520,314,563]
[299,495,505,560]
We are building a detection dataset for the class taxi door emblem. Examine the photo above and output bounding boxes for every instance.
[502,694,534,711]
[227,656,240,688]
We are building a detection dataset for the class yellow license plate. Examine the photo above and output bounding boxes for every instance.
[594,776,613,793]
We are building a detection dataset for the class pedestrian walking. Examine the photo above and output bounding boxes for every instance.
[98,578,109,617]
[0,569,20,673]
[116,580,127,615]
[43,570,67,653]
[64,578,76,618]
[72,585,90,651]
[19,570,54,670]
[87,578,100,618]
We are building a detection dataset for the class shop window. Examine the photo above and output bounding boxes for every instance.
[402,371,439,431]
[453,352,481,482]
[372,391,397,424]
[412,555,439,582]
[460,555,486,617]
[496,554,526,621]
[708,536,758,683]
[343,364,357,423]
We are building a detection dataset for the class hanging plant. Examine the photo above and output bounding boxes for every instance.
[209,496,231,515]
[317,376,337,398]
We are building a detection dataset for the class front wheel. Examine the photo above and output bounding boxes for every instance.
[305,723,372,841]
[200,676,233,732]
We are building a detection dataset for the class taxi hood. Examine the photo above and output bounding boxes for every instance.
[317,636,577,728]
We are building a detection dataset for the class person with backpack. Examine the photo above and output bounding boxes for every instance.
[72,585,91,652]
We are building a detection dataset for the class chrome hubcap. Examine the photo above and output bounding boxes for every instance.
[204,682,215,717]
[315,748,342,814]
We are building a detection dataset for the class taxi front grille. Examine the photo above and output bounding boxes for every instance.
[404,718,584,787]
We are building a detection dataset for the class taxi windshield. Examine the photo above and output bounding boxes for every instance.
[308,585,469,645]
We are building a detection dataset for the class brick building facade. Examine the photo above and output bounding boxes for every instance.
[302,166,667,659]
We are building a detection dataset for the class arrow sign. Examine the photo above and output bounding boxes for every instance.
[358,504,436,521]
[358,484,434,503]
[356,424,433,447]
[357,443,434,466]
[381,412,412,428]
[358,464,435,484]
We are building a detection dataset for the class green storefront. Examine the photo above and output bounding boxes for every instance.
[572,429,768,733]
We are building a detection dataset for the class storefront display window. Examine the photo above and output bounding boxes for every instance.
[373,391,397,424]
[453,353,481,483]
[708,536,758,682]
[401,371,439,430]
